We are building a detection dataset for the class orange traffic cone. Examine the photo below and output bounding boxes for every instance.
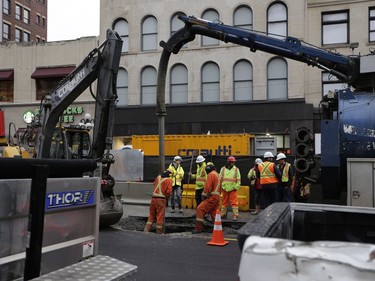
[207,209,229,246]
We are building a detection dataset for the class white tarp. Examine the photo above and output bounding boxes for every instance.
[238,236,375,281]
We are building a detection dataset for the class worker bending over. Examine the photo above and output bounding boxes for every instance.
[144,170,173,234]
[192,162,221,234]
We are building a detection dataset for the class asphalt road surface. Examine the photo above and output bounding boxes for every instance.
[99,227,242,281]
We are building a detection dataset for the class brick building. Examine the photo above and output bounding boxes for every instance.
[1,0,47,43]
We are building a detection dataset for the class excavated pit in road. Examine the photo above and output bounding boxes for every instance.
[116,216,245,235]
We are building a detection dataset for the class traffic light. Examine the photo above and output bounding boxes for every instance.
[295,127,314,174]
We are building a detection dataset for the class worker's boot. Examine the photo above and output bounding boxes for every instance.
[220,207,227,219]
[251,205,260,215]
[232,207,239,221]
[143,222,152,232]
[156,225,163,234]
[179,205,183,213]
[171,205,175,213]
[192,221,203,234]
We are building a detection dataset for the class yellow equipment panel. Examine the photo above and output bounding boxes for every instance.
[132,134,254,157]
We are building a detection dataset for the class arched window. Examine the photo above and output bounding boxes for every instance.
[201,62,220,103]
[234,60,253,101]
[170,64,188,104]
[233,5,253,30]
[117,68,128,106]
[171,12,186,35]
[171,12,187,48]
[114,19,129,52]
[201,9,220,46]
[141,66,157,105]
[267,2,287,37]
[142,16,158,51]
[267,57,288,100]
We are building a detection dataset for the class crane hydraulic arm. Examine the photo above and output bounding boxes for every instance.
[167,15,375,91]
[35,29,123,161]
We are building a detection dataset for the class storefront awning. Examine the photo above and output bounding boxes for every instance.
[31,66,75,79]
[0,70,14,81]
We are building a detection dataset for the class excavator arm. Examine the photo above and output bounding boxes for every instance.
[35,29,122,161]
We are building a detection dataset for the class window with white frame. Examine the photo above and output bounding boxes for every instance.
[171,12,187,48]
[15,28,22,42]
[201,10,220,46]
[370,7,375,42]
[3,23,10,40]
[142,16,158,51]
[3,0,10,15]
[233,5,253,30]
[267,57,287,100]
[114,19,129,53]
[24,9,30,24]
[171,12,186,35]
[117,68,128,106]
[141,66,157,105]
[267,2,287,37]
[170,64,188,104]
[322,10,349,45]
[234,60,253,101]
[322,72,347,97]
[202,62,220,103]
[15,5,22,20]
[23,31,30,42]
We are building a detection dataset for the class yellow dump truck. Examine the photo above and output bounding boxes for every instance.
[131,134,255,157]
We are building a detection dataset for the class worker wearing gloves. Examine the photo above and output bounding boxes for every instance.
[144,170,173,234]
[247,158,263,215]
[276,153,295,202]
[168,155,185,213]
[192,162,221,234]
[219,156,241,221]
[259,151,281,209]
[189,155,207,208]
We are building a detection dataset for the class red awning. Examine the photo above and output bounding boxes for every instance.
[31,66,75,79]
[0,70,14,81]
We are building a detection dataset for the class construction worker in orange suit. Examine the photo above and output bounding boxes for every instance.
[258,151,281,209]
[192,162,221,234]
[144,170,173,234]
[219,156,241,221]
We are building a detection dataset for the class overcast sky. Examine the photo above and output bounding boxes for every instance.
[47,0,100,42]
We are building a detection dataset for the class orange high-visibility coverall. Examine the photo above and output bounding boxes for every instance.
[145,175,172,234]
[195,170,221,232]
[219,166,241,219]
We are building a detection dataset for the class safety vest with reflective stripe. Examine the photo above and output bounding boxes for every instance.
[202,171,221,197]
[152,176,168,198]
[168,163,184,186]
[219,166,241,192]
[195,162,207,190]
[259,161,278,185]
[279,162,291,183]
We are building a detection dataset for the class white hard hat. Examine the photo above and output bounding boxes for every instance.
[173,156,182,161]
[254,158,263,165]
[196,155,205,163]
[276,153,286,161]
[264,151,274,158]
